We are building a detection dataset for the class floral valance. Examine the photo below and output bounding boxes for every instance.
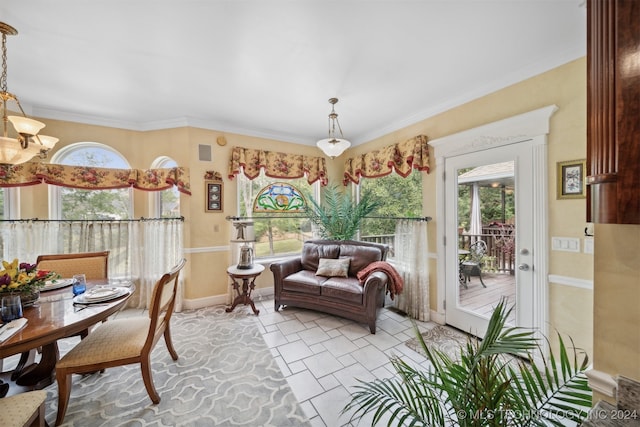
[343,135,430,185]
[228,146,328,186]
[0,162,191,195]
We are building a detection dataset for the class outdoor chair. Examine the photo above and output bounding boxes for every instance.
[54,258,186,426]
[461,240,487,288]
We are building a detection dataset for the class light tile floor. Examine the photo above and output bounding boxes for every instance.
[3,297,438,426]
[249,294,439,427]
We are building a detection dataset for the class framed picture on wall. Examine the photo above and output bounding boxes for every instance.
[556,159,586,199]
[205,180,223,212]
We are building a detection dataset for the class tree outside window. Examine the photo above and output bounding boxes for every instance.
[358,169,423,240]
[50,143,133,220]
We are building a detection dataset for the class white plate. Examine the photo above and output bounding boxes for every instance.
[73,287,130,304]
[42,278,75,291]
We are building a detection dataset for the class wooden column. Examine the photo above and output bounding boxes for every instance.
[587,0,640,224]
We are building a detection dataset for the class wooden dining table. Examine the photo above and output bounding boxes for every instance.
[0,279,134,392]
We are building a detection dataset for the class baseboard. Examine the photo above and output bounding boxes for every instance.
[182,287,275,311]
[430,309,445,325]
[182,294,228,310]
[586,369,617,398]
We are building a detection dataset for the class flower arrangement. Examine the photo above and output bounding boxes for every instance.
[0,259,58,295]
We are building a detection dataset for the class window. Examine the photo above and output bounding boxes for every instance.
[237,171,319,258]
[0,187,19,220]
[150,156,180,218]
[49,142,133,219]
[358,168,423,250]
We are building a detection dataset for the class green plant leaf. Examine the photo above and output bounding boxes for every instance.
[342,297,592,426]
[304,184,380,240]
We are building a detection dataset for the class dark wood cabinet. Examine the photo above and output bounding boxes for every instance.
[587,0,640,224]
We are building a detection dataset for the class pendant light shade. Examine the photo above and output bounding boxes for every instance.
[316,98,351,158]
[0,22,58,164]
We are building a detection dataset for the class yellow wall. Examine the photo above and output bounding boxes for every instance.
[14,57,594,356]
[593,224,640,403]
[343,57,592,354]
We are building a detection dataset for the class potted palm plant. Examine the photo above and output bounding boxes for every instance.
[343,298,592,426]
[305,184,379,240]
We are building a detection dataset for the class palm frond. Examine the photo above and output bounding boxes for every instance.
[305,185,379,240]
[342,297,592,426]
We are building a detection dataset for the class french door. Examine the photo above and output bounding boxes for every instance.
[444,143,535,337]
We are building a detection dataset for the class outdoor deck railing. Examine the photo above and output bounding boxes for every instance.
[458,233,515,274]
[361,233,514,274]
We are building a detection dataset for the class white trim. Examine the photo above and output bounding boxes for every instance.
[429,105,558,156]
[182,287,274,311]
[4,187,20,219]
[430,105,557,346]
[429,309,446,325]
[585,369,617,398]
[184,245,230,254]
[548,274,593,290]
[531,140,549,359]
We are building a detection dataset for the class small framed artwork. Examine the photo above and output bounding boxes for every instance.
[557,159,586,199]
[205,180,223,212]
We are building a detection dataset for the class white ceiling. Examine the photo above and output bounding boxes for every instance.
[0,1,586,147]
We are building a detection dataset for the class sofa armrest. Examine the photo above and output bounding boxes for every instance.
[270,257,303,291]
[362,270,388,306]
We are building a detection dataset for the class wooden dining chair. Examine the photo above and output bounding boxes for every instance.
[6,251,112,381]
[0,389,47,427]
[54,258,186,426]
[35,251,110,280]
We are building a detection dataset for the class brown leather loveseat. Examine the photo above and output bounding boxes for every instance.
[270,239,389,333]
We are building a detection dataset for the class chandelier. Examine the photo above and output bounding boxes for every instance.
[316,98,351,158]
[0,22,58,165]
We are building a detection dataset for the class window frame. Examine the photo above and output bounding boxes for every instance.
[236,170,321,260]
[1,187,19,219]
[48,142,133,220]
[149,156,180,218]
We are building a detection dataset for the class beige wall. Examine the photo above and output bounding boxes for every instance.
[14,57,594,355]
[343,57,592,355]
[593,224,640,402]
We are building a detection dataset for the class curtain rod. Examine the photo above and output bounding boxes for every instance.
[0,217,184,223]
[226,215,431,222]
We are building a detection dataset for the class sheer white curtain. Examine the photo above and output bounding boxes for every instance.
[393,219,430,321]
[0,218,183,311]
[137,219,184,312]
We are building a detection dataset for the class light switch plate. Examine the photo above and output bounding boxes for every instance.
[551,237,580,252]
[584,237,594,254]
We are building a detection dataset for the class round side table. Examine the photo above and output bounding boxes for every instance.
[226,264,265,315]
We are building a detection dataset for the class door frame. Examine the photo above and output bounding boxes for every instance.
[429,105,557,350]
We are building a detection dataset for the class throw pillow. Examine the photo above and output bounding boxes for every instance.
[315,258,350,278]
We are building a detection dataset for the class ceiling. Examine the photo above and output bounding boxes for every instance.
[0,1,586,148]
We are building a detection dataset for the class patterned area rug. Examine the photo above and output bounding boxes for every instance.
[43,306,310,426]
[405,325,473,360]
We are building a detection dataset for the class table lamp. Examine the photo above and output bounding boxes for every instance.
[231,220,255,269]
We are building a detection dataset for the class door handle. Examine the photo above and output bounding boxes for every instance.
[518,263,530,271]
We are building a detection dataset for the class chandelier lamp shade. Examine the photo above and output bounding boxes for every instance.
[0,22,58,165]
[316,98,351,158]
